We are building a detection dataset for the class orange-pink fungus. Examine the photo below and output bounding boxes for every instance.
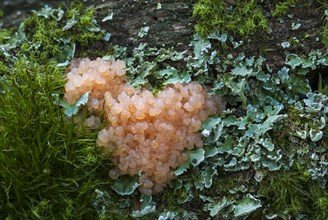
[64,58,224,195]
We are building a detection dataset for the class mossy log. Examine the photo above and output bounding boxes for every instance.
[1,0,326,75]
[1,0,195,52]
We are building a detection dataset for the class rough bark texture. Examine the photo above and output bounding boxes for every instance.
[243,1,324,70]
[93,0,194,51]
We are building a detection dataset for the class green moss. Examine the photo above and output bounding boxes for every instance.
[193,0,268,37]
[0,60,8,74]
[0,28,12,44]
[21,5,104,63]
[318,74,328,96]
[79,7,96,26]
[0,3,135,217]
[22,18,63,57]
[211,174,241,195]
[272,0,300,17]
[161,187,187,211]
[323,25,328,49]
[259,167,328,218]
[0,58,113,219]
[322,3,328,48]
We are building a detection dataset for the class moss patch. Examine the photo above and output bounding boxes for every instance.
[20,4,106,63]
[272,0,300,17]
[193,0,268,37]
[259,167,328,219]
[0,58,104,218]
[0,4,128,219]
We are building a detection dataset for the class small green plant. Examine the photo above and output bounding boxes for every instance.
[322,7,328,48]
[272,0,300,17]
[0,4,126,219]
[20,4,107,63]
[0,28,12,44]
[259,169,310,215]
[0,58,109,219]
[318,73,328,95]
[259,167,328,219]
[193,0,268,37]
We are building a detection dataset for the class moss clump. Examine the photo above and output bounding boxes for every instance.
[0,60,8,73]
[0,4,129,218]
[259,167,328,219]
[21,4,104,63]
[272,0,300,17]
[323,22,328,49]
[0,28,12,44]
[318,73,328,96]
[193,0,268,37]
[0,58,111,219]
[321,2,328,48]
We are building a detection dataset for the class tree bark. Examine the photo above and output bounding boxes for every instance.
[94,0,194,51]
